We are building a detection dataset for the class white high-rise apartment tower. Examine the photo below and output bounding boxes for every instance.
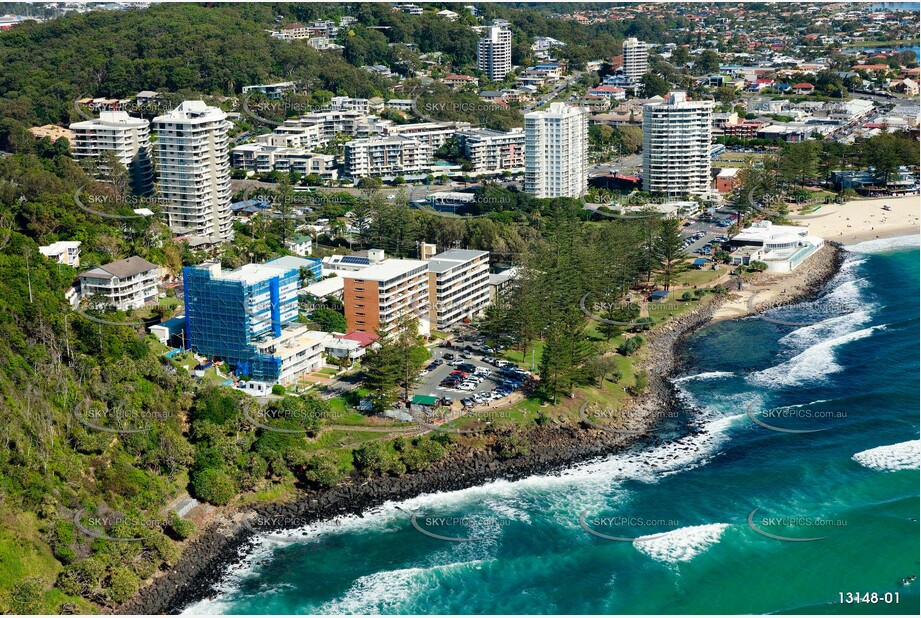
[70,111,154,195]
[524,102,588,198]
[153,101,233,241]
[477,26,512,82]
[622,37,650,83]
[642,92,714,198]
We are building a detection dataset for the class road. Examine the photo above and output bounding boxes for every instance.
[522,70,584,113]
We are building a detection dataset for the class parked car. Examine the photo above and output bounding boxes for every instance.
[442,396,453,406]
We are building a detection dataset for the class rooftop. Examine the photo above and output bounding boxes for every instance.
[340,258,428,282]
[81,256,157,279]
[428,249,489,273]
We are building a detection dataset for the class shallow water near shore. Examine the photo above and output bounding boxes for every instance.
[183,238,920,615]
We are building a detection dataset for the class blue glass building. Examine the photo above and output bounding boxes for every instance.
[182,259,316,381]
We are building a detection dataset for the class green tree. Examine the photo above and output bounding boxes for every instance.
[311,307,348,332]
[653,218,689,291]
[694,50,721,75]
[640,72,670,97]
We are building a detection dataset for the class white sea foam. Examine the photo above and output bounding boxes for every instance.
[846,234,920,254]
[777,309,872,351]
[852,440,921,472]
[672,370,735,384]
[633,523,729,563]
[748,324,886,388]
[838,256,868,271]
[318,560,483,614]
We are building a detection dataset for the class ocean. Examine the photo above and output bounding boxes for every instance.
[184,237,920,615]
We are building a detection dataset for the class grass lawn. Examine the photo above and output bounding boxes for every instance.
[643,295,709,326]
[146,335,170,356]
[238,478,298,506]
[675,265,726,288]
[502,341,543,370]
[0,510,94,614]
[303,428,392,452]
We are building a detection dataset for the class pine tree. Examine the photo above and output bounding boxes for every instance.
[653,218,690,292]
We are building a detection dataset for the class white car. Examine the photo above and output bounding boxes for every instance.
[458,382,477,391]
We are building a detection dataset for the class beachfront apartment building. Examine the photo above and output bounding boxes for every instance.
[182,258,324,384]
[426,249,491,330]
[456,128,526,174]
[340,250,430,336]
[70,111,154,195]
[153,101,233,241]
[478,26,512,82]
[524,102,588,198]
[39,240,81,268]
[642,92,714,198]
[343,136,432,178]
[622,38,651,83]
[79,256,160,311]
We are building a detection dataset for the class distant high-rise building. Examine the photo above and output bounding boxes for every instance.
[622,37,651,83]
[642,91,714,198]
[524,102,588,198]
[153,101,233,241]
[477,26,512,82]
[70,111,154,195]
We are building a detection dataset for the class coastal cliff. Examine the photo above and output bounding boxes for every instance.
[117,246,844,615]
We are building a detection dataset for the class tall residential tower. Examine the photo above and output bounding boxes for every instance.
[477,26,512,82]
[642,91,714,198]
[70,111,154,195]
[153,101,233,241]
[524,102,588,198]
[622,37,651,83]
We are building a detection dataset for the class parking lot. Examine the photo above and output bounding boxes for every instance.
[681,207,739,255]
[413,344,531,410]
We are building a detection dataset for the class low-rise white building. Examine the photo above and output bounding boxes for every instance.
[231,144,338,180]
[456,128,525,174]
[343,136,432,178]
[253,324,327,385]
[79,256,160,310]
[286,234,313,257]
[39,241,81,267]
[730,220,824,273]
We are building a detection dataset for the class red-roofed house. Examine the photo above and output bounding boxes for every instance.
[588,85,626,100]
[792,82,815,94]
[342,331,380,348]
[443,73,479,89]
[853,64,890,73]
[324,330,380,361]
[748,78,775,92]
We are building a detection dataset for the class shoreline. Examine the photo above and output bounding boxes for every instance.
[116,247,847,616]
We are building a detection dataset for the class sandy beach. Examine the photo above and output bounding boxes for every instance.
[788,194,920,244]
[712,195,919,322]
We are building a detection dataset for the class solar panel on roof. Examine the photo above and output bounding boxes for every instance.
[341,256,370,265]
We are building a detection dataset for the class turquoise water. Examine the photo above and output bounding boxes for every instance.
[186,237,920,615]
